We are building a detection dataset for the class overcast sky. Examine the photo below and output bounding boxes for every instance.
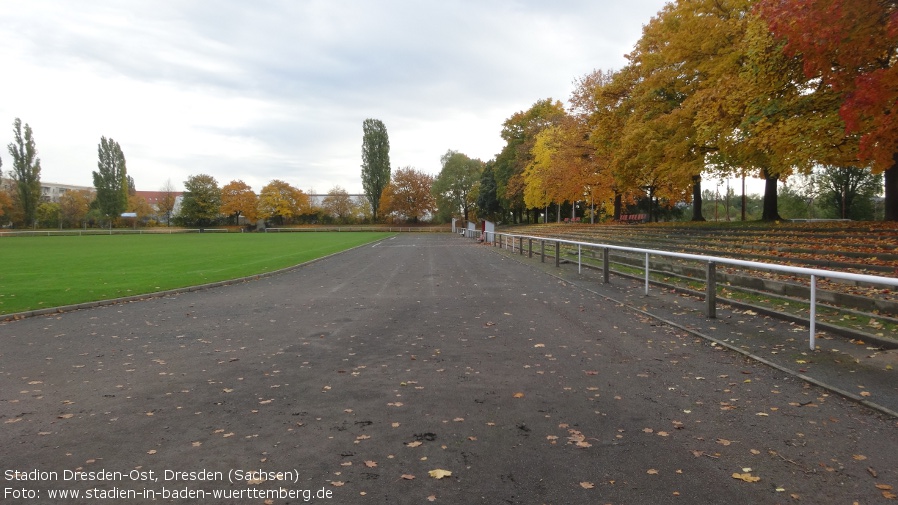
[1,1,671,194]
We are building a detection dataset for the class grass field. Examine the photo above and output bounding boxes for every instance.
[0,232,392,316]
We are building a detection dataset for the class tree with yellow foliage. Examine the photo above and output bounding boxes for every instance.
[257,179,309,225]
[221,180,259,225]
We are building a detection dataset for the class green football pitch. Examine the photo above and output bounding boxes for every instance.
[0,232,392,316]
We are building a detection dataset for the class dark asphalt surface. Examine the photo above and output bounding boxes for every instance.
[2,233,897,504]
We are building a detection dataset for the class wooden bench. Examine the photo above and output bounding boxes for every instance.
[619,213,647,224]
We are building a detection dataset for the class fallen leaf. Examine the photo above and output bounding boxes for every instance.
[427,495,436,502]
[853,455,868,461]
[58,414,74,419]
[191,441,202,447]
[647,469,659,475]
[401,474,415,480]
[513,392,525,398]
[147,450,157,455]
[732,473,760,483]
[356,434,371,441]
[364,460,377,468]
[331,481,344,487]
[580,482,595,489]
[406,441,423,448]
[391,422,400,428]
[877,484,894,491]
[717,439,732,446]
[428,469,452,479]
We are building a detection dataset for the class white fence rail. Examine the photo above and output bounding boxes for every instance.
[0,228,230,237]
[464,228,898,350]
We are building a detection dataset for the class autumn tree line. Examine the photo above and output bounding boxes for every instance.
[372,0,897,225]
[5,0,896,227]
[0,115,478,228]
[466,0,895,224]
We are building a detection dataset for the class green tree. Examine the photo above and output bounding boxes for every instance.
[817,166,882,221]
[7,118,42,227]
[92,136,129,223]
[432,150,483,222]
[36,201,60,228]
[361,118,391,221]
[179,174,221,227]
[476,162,501,221]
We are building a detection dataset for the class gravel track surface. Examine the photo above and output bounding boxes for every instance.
[2,233,896,504]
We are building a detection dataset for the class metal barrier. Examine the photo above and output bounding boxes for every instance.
[0,228,220,237]
[469,230,898,351]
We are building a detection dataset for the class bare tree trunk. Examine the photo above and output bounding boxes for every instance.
[691,175,705,221]
[761,169,782,221]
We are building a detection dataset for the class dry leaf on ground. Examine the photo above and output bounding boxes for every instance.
[428,469,452,479]
[732,473,761,483]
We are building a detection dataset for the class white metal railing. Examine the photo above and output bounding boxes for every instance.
[463,228,898,350]
[0,228,213,237]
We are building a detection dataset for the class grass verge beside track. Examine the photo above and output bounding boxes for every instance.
[0,232,392,316]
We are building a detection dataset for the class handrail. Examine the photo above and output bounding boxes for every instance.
[466,229,898,350]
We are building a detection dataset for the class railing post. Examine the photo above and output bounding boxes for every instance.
[528,238,533,258]
[603,247,610,283]
[541,240,545,263]
[519,237,524,255]
[555,241,560,267]
[578,244,581,274]
[810,274,817,350]
[644,253,650,296]
[706,261,716,318]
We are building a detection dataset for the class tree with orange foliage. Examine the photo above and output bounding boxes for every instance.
[758,0,898,220]
[221,180,259,225]
[380,167,435,223]
[58,189,92,228]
